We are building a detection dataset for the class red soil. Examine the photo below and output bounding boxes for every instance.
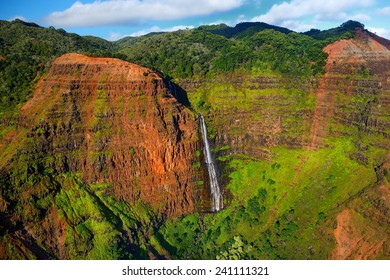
[19,53,199,218]
[308,30,390,150]
[332,209,386,259]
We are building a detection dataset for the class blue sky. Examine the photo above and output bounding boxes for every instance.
[1,0,389,40]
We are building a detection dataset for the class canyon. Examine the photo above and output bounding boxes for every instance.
[0,20,389,259]
[178,28,390,259]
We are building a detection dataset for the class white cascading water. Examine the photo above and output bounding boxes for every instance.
[199,114,222,212]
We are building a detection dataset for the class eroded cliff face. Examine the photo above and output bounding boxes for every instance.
[179,29,390,259]
[180,75,316,160]
[18,54,199,216]
[310,33,389,259]
[0,54,199,259]
[181,29,390,158]
[309,28,390,150]
[319,30,390,259]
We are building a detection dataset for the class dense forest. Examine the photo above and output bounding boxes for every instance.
[0,19,362,113]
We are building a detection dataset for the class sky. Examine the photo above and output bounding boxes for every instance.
[0,0,389,41]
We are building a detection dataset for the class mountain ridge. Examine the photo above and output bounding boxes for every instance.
[0,19,389,260]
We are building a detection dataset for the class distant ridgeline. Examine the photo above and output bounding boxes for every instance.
[1,18,389,260]
[0,19,363,113]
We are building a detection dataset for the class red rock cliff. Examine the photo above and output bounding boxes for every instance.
[309,28,390,149]
[16,53,199,217]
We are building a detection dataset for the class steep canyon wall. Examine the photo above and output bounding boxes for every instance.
[0,54,200,259]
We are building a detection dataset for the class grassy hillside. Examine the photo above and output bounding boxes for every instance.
[161,72,389,259]
[157,138,383,259]
[0,19,388,259]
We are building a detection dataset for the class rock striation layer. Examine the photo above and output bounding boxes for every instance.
[179,29,390,259]
[3,53,199,217]
[309,28,390,149]
[180,29,390,158]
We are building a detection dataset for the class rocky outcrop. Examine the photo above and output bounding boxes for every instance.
[332,183,390,260]
[3,53,199,217]
[309,28,390,149]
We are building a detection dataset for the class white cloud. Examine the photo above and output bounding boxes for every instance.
[108,32,125,41]
[349,13,371,22]
[378,6,390,16]
[107,25,194,40]
[203,19,232,26]
[235,14,247,24]
[249,0,263,8]
[367,26,390,40]
[44,0,244,27]
[130,25,194,37]
[279,20,316,32]
[251,0,374,24]
[9,15,27,21]
[203,14,250,28]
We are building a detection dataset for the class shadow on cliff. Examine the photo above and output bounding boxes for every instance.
[164,80,192,108]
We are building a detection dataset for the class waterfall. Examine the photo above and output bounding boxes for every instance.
[199,114,223,212]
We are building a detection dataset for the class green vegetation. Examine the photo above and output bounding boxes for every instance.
[303,20,364,42]
[198,22,292,39]
[0,19,361,115]
[0,170,157,259]
[1,18,388,260]
[0,19,114,113]
[119,27,328,78]
[156,136,384,259]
